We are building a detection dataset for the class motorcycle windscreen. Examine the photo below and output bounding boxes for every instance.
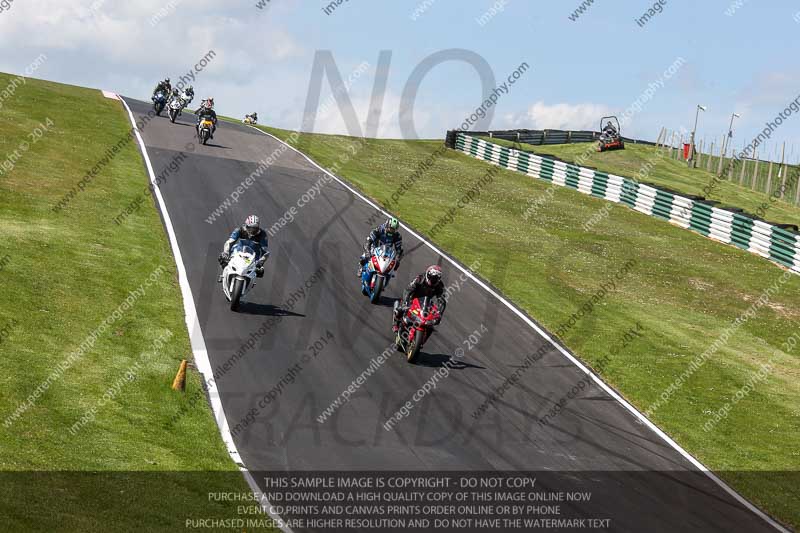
[232,239,259,259]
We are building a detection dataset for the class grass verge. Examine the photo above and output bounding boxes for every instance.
[0,74,275,531]
[259,125,800,528]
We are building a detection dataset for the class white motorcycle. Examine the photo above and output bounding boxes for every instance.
[221,239,268,311]
[168,97,183,123]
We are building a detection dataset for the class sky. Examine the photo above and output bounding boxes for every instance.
[2,0,800,160]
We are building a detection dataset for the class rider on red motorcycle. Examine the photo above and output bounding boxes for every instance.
[393,265,446,332]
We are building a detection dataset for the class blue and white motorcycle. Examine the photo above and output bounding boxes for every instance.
[360,244,398,304]
[153,91,167,116]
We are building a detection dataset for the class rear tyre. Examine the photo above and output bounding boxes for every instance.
[230,278,244,311]
[370,276,384,304]
[407,332,423,363]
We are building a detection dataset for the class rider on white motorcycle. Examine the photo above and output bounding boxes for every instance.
[218,215,269,281]
[182,86,194,106]
[172,86,193,116]
[357,217,403,276]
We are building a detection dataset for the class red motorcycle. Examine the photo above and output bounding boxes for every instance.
[394,296,441,363]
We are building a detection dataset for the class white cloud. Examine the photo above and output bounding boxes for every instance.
[501,100,613,130]
[0,1,303,72]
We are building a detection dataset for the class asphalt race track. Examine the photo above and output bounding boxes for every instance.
[122,97,779,533]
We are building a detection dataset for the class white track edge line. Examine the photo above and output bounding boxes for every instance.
[119,97,293,533]
[246,125,788,533]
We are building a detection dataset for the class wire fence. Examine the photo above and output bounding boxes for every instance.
[658,129,800,206]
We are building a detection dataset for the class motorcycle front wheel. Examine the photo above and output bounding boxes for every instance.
[230,278,244,311]
[370,276,384,304]
[407,331,423,363]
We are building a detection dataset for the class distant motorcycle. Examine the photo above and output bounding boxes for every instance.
[360,244,398,304]
[180,92,193,108]
[220,239,267,311]
[394,296,441,363]
[168,97,182,123]
[243,114,257,125]
[198,118,214,145]
[153,91,167,116]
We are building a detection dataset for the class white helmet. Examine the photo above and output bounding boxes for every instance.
[244,215,260,236]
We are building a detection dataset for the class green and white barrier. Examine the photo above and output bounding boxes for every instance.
[455,133,800,275]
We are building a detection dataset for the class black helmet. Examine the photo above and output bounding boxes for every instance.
[424,265,442,286]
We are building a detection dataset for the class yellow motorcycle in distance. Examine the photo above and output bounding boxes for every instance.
[198,119,214,145]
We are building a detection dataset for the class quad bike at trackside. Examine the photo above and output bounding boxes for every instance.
[153,91,167,116]
[394,296,441,363]
[198,118,214,145]
[360,244,398,304]
[219,239,268,311]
